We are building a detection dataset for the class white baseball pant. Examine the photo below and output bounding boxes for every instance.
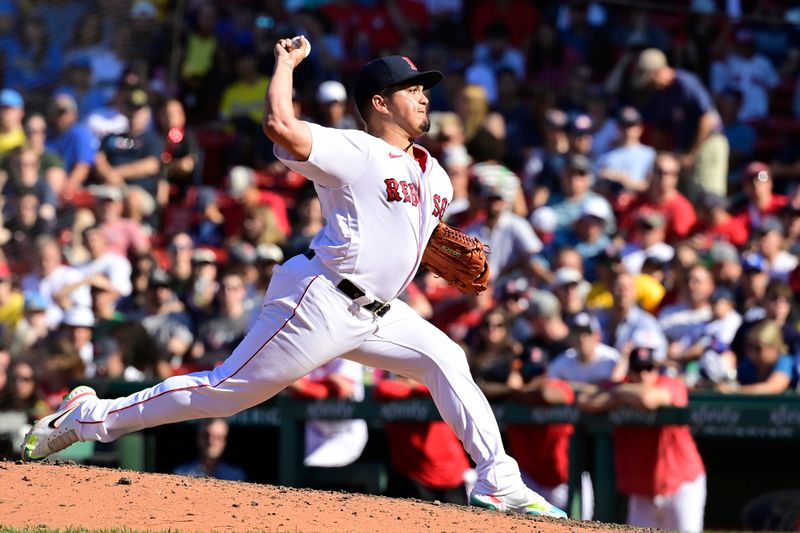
[74,253,524,495]
[627,473,706,533]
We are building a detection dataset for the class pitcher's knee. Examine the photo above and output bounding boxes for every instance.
[422,343,471,378]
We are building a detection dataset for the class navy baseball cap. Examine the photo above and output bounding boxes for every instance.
[353,56,442,116]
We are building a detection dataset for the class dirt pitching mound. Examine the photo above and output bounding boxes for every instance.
[0,461,640,532]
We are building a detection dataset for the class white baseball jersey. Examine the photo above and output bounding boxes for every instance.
[275,122,453,302]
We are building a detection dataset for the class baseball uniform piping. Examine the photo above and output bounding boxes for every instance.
[78,275,321,424]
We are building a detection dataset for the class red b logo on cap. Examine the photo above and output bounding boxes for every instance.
[402,56,418,70]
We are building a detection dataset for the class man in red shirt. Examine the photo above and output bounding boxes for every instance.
[619,152,696,243]
[374,374,471,504]
[732,161,788,234]
[578,344,706,532]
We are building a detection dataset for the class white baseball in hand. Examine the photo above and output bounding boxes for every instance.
[292,36,311,58]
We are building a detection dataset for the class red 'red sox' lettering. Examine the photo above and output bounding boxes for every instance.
[384,179,419,206]
[432,194,448,220]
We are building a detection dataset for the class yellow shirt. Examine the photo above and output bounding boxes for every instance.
[0,291,25,327]
[219,77,270,124]
[181,34,217,78]
[586,273,665,314]
[0,128,26,155]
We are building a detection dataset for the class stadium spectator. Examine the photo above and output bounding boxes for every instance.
[0,89,26,160]
[179,3,223,123]
[283,191,324,260]
[74,225,133,298]
[548,310,621,387]
[619,151,696,243]
[45,92,97,195]
[8,292,49,358]
[2,146,58,219]
[56,59,108,120]
[374,374,471,505]
[21,236,91,329]
[546,154,614,234]
[93,88,163,214]
[464,173,542,283]
[595,271,668,363]
[586,245,665,314]
[731,281,800,362]
[440,144,472,223]
[737,253,771,319]
[635,47,729,198]
[595,106,655,195]
[165,232,195,300]
[710,28,779,121]
[719,320,795,394]
[752,217,798,283]
[185,248,219,318]
[578,341,706,533]
[173,418,247,481]
[660,265,715,361]
[2,188,55,264]
[219,53,270,166]
[675,286,742,386]
[4,15,61,95]
[33,337,86,410]
[315,80,358,130]
[287,358,368,468]
[732,161,788,233]
[621,210,675,275]
[17,113,67,198]
[564,113,594,161]
[92,185,150,258]
[0,359,45,422]
[693,191,749,247]
[137,269,194,370]
[550,267,589,326]
[157,98,198,190]
[522,108,569,211]
[58,306,95,378]
[191,272,252,368]
[707,241,744,290]
[467,308,523,395]
[0,262,23,332]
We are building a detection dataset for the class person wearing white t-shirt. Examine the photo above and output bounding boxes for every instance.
[287,358,369,468]
[77,225,133,297]
[659,265,715,355]
[710,29,779,121]
[20,236,91,330]
[548,311,621,386]
[753,216,799,283]
[22,39,566,519]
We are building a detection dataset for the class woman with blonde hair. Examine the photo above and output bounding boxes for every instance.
[456,85,490,143]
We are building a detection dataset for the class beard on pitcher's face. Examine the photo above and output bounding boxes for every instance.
[420,117,431,133]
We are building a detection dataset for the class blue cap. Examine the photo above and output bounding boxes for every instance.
[742,253,768,273]
[23,291,47,311]
[353,56,442,115]
[0,88,24,108]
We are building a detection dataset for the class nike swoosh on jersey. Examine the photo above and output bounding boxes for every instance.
[389,153,403,158]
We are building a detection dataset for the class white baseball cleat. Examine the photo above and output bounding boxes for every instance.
[21,385,97,461]
[470,486,568,518]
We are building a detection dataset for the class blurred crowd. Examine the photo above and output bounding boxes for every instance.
[2,0,800,526]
